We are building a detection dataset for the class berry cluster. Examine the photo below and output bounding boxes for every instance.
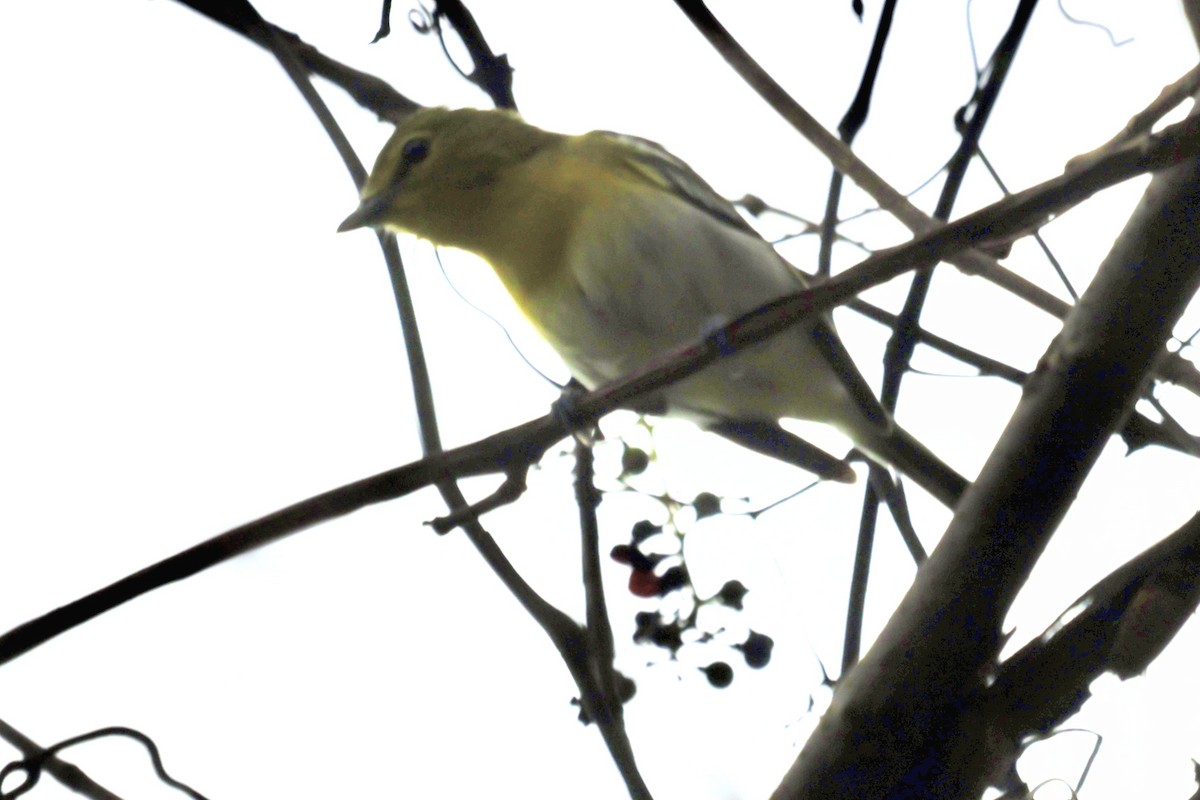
[609,503,775,688]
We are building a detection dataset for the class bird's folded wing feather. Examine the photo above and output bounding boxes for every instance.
[576,131,891,432]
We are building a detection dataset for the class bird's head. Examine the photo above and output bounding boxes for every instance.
[338,107,559,251]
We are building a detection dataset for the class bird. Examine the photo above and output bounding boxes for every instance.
[339,107,966,507]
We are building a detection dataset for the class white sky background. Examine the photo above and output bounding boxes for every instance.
[2,1,1200,798]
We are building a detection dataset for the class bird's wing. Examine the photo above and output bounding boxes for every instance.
[598,131,762,237]
[594,131,891,432]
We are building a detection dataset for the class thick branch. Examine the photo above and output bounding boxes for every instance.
[989,512,1200,741]
[773,151,1200,798]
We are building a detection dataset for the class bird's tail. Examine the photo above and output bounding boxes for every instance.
[857,423,968,509]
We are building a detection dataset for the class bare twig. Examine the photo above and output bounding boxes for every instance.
[844,3,1038,665]
[173,1,420,122]
[1,726,207,799]
[425,0,517,110]
[820,0,903,673]
[818,0,899,278]
[673,0,1200,396]
[575,440,653,800]
[671,0,1059,315]
[428,466,531,533]
[1067,63,1200,171]
[841,469,882,673]
[0,718,122,800]
[881,0,1037,407]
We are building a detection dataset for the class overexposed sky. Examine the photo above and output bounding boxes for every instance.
[2,2,1200,799]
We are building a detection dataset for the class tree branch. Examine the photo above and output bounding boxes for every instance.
[771,142,1200,799]
[673,0,1200,397]
[988,512,1200,741]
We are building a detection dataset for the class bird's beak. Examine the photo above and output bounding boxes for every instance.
[337,191,393,233]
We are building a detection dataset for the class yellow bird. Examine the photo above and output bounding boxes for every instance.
[339,107,965,507]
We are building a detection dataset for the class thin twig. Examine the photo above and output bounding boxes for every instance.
[821,1,901,670]
[429,0,517,110]
[1066,63,1200,172]
[671,0,1055,313]
[881,0,1037,411]
[842,474,880,674]
[0,719,123,800]
[672,0,1200,398]
[575,440,653,800]
[818,0,899,278]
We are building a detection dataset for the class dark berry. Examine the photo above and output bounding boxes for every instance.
[693,492,721,519]
[628,569,660,598]
[633,611,662,640]
[702,661,734,688]
[715,579,749,610]
[737,631,774,669]
[630,520,661,544]
[610,544,636,566]
[657,565,689,595]
[650,623,684,653]
[610,545,661,571]
[633,612,684,654]
[621,446,651,476]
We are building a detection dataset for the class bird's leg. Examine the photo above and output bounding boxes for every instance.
[551,378,605,447]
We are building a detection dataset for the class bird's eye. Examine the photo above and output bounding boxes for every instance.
[402,137,430,164]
